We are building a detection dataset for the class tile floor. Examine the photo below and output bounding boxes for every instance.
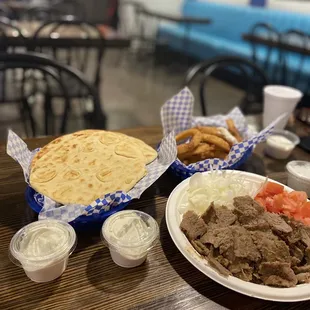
[0,50,245,140]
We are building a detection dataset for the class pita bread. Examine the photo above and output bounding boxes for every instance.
[30,130,157,206]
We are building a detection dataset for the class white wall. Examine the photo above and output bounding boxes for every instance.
[120,0,183,15]
[119,0,183,38]
[268,0,310,14]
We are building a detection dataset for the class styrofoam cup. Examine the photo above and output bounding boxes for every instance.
[263,86,303,129]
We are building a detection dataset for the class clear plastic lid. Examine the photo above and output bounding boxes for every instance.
[287,161,310,182]
[268,130,300,146]
[101,210,159,252]
[9,220,77,268]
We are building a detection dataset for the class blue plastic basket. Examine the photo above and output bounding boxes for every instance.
[25,186,130,231]
[169,146,254,180]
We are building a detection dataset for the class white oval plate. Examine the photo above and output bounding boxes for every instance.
[166,170,310,302]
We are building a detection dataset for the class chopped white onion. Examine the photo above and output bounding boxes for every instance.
[179,171,261,215]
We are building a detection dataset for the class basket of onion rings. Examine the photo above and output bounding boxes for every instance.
[161,87,278,179]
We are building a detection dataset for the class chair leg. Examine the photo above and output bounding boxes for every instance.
[88,110,107,130]
[22,98,36,137]
[61,98,71,134]
[18,101,29,137]
[199,86,207,116]
[44,94,53,135]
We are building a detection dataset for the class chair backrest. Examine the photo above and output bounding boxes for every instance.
[0,52,106,135]
[23,6,63,21]
[32,17,105,88]
[0,18,26,103]
[280,29,309,93]
[184,56,269,116]
[250,22,281,83]
[182,1,310,44]
[0,5,11,18]
[51,0,84,20]
[0,17,25,51]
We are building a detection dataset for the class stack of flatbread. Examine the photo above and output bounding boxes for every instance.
[30,130,158,206]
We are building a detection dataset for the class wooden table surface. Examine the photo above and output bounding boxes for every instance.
[1,127,310,310]
[5,21,130,49]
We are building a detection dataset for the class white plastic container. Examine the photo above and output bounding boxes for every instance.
[101,210,159,268]
[263,85,303,129]
[265,129,300,160]
[9,220,77,282]
[287,161,310,197]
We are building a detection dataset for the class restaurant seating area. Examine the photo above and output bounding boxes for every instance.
[1,1,310,309]
[0,0,309,139]
[157,1,310,93]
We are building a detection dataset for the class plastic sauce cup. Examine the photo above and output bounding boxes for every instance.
[9,220,77,283]
[265,129,300,160]
[101,210,159,268]
[286,161,310,197]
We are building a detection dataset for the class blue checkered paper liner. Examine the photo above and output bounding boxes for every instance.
[161,87,287,179]
[7,130,177,222]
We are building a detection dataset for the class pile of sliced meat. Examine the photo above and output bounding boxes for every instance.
[180,195,310,288]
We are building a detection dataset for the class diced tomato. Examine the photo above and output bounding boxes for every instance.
[265,196,274,211]
[288,191,308,204]
[255,182,310,226]
[271,194,284,213]
[282,196,298,213]
[283,210,292,218]
[299,202,310,218]
[255,197,266,209]
[254,180,309,225]
[303,201,310,209]
[303,218,310,226]
[264,182,284,196]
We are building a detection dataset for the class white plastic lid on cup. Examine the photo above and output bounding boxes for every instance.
[265,129,300,160]
[286,161,310,197]
[263,85,303,129]
[101,210,159,268]
[9,220,77,282]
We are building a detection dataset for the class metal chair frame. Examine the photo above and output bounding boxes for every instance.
[184,56,269,116]
[0,52,106,136]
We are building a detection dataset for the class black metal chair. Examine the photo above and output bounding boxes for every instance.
[280,30,309,92]
[0,52,107,136]
[0,17,26,52]
[0,5,11,18]
[250,23,281,84]
[0,18,33,135]
[184,56,269,116]
[51,0,84,20]
[23,6,64,21]
[32,17,105,92]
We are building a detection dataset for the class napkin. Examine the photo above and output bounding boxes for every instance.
[7,130,177,222]
[161,87,286,178]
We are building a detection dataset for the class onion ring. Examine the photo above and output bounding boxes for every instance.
[196,126,220,136]
[176,129,202,155]
[190,143,215,157]
[226,119,243,142]
[212,150,229,160]
[200,134,230,153]
[197,126,237,147]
